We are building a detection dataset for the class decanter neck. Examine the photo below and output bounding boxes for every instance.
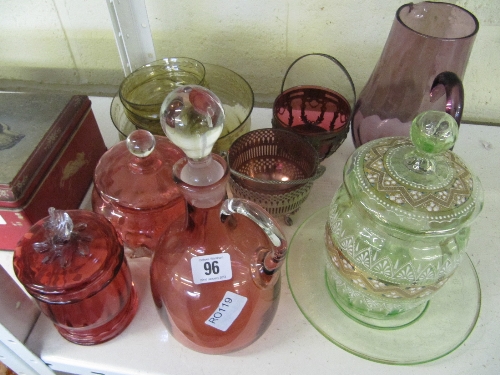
[173,153,229,209]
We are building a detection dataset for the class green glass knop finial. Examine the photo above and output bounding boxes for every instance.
[410,110,459,155]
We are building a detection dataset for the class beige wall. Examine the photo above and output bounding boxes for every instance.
[0,0,498,124]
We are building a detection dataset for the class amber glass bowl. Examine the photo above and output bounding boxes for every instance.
[119,57,206,122]
[113,61,253,151]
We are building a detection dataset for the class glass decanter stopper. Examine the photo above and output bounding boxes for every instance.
[14,208,138,345]
[92,129,185,258]
[160,84,225,187]
[151,85,288,354]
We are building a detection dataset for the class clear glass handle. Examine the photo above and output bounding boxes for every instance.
[220,198,287,288]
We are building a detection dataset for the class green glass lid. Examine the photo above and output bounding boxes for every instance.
[344,111,483,233]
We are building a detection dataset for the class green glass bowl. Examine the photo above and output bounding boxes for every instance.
[112,63,254,153]
[119,57,206,122]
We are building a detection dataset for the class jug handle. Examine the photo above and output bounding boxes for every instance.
[430,71,464,125]
[220,198,287,287]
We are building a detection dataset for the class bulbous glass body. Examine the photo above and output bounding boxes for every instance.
[150,155,286,354]
[326,184,471,324]
[326,112,483,327]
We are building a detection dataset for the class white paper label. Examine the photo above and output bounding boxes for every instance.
[205,291,248,332]
[0,215,6,225]
[191,253,232,285]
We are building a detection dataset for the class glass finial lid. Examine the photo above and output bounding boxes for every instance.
[346,110,483,233]
[386,110,459,189]
[93,128,184,209]
[126,129,156,158]
[92,127,185,257]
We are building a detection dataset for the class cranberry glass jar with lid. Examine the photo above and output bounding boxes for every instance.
[92,129,186,257]
[14,208,138,345]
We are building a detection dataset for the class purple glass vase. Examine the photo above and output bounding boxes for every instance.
[352,1,479,148]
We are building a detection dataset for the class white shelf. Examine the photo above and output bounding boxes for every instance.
[2,98,500,374]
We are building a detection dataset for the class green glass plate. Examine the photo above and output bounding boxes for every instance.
[286,206,481,365]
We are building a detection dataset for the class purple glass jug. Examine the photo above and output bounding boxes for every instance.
[352,1,479,148]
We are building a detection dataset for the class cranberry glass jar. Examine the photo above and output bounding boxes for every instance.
[14,208,138,345]
[92,129,186,257]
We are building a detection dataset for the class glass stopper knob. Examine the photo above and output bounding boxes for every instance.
[159,85,224,159]
[126,129,156,158]
[410,110,458,155]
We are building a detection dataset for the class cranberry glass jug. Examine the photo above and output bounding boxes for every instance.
[14,208,137,345]
[92,130,185,257]
[150,85,288,354]
[352,2,479,147]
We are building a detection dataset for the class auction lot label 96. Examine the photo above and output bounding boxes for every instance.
[191,253,232,285]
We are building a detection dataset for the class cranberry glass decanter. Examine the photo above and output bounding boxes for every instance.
[14,208,137,345]
[150,85,288,354]
[92,129,185,257]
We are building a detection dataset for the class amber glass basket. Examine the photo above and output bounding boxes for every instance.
[227,128,324,225]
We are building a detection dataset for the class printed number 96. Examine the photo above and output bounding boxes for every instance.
[204,261,220,275]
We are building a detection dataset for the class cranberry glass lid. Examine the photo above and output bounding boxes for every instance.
[14,208,123,300]
[94,129,183,209]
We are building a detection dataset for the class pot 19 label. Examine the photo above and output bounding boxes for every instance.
[191,253,232,284]
[205,291,248,332]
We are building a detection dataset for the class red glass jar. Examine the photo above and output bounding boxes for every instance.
[14,208,138,345]
[92,129,186,257]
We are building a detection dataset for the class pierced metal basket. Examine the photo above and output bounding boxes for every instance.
[227,128,324,225]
